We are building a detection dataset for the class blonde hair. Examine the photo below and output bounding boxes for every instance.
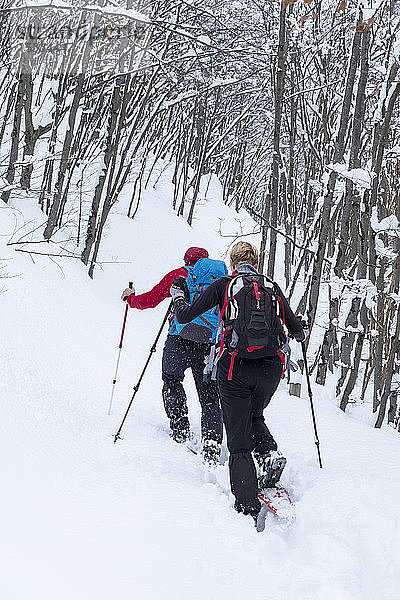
[230,241,259,268]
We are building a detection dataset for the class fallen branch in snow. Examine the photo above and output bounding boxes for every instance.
[7,239,56,246]
[6,219,49,246]
[14,248,81,259]
[13,248,132,267]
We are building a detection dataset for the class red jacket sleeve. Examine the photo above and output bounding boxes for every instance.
[127,267,188,309]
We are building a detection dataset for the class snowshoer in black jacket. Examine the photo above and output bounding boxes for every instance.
[170,241,305,523]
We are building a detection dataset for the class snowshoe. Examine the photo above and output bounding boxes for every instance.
[257,485,295,527]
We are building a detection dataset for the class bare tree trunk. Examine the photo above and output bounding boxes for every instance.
[1,51,27,203]
[0,83,16,147]
[335,27,369,277]
[263,4,286,278]
[375,304,400,427]
[20,71,52,189]
[316,292,339,386]
[307,29,362,330]
[44,19,93,239]
[81,79,122,265]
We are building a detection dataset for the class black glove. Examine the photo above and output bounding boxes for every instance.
[297,315,308,329]
[296,314,309,340]
[170,277,190,302]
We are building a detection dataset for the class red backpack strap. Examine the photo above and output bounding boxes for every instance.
[252,279,260,300]
[228,350,238,380]
[277,349,286,378]
[277,296,285,325]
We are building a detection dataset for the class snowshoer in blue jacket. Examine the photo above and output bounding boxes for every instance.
[122,247,226,465]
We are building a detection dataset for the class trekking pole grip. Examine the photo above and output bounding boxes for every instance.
[122,282,134,302]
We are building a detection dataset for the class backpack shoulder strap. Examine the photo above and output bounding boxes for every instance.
[258,274,276,290]
[226,273,245,300]
[219,275,238,326]
[265,278,285,325]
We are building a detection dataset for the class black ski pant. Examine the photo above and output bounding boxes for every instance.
[162,335,223,445]
[217,354,283,516]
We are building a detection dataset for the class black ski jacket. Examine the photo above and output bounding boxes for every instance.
[173,264,305,342]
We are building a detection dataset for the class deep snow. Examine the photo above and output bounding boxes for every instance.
[1,177,399,600]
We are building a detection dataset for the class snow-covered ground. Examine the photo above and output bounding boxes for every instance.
[1,180,399,600]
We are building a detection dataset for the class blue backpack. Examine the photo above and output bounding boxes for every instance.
[169,257,228,344]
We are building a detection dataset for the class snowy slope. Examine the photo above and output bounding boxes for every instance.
[1,178,400,600]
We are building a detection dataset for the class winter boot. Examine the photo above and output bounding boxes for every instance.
[234,498,261,528]
[202,440,221,466]
[255,450,287,489]
[170,416,190,443]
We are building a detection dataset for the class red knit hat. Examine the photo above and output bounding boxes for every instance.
[184,246,209,266]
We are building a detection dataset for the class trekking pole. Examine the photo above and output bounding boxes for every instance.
[301,341,323,469]
[107,282,133,415]
[113,300,173,443]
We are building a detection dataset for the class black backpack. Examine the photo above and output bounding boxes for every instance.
[219,273,286,372]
